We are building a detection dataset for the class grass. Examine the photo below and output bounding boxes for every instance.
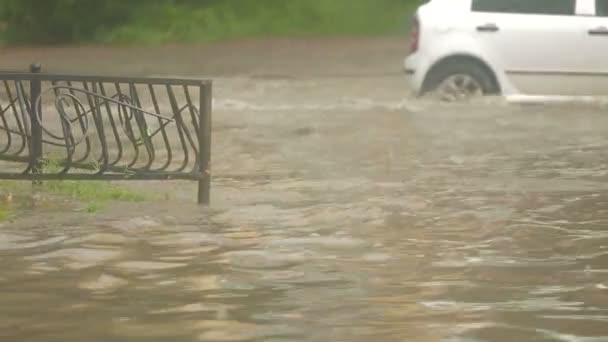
[0,159,149,217]
[98,0,418,45]
[40,159,147,211]
[0,188,14,221]
[43,178,147,203]
[0,0,418,45]
[0,0,420,45]
[0,206,9,221]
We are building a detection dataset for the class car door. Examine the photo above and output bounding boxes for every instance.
[468,0,589,96]
[575,0,608,96]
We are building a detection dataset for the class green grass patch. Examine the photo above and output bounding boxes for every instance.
[0,205,9,221]
[1,178,147,214]
[0,159,149,215]
[38,159,147,211]
[1,0,418,45]
[101,0,417,45]
[42,179,147,203]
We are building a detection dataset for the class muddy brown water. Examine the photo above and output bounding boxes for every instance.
[1,39,608,341]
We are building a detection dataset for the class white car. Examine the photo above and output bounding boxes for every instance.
[403,0,608,102]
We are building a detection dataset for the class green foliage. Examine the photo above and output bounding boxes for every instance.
[104,0,416,44]
[0,0,136,44]
[0,0,417,45]
[0,206,9,221]
[40,159,147,204]
[0,159,148,216]
[42,179,147,203]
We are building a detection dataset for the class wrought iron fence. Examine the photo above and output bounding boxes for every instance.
[0,64,213,204]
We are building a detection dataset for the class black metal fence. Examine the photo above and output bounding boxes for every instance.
[0,64,213,204]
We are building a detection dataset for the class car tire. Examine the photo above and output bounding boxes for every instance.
[421,60,499,101]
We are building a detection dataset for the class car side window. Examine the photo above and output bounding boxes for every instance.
[472,0,576,16]
[597,0,608,16]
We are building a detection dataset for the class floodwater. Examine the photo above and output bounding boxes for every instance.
[1,39,608,341]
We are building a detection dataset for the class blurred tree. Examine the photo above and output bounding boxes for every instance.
[0,0,141,44]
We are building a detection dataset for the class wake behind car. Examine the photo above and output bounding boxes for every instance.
[404,0,608,102]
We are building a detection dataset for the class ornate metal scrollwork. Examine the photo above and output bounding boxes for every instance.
[0,71,212,204]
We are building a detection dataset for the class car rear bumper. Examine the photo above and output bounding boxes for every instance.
[403,54,425,95]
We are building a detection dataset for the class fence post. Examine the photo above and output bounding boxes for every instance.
[198,81,212,205]
[29,63,43,185]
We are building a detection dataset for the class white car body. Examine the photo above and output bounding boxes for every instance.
[404,0,608,102]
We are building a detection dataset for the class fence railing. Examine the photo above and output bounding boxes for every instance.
[0,64,213,204]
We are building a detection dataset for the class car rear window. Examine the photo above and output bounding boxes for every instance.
[597,0,608,16]
[472,0,576,16]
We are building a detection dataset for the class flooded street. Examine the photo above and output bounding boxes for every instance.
[1,39,608,341]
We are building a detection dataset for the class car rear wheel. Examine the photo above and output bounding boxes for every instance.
[421,60,498,102]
